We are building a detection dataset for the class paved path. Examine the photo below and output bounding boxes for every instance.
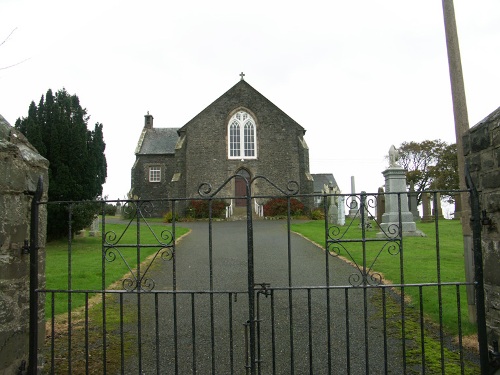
[122,220,404,374]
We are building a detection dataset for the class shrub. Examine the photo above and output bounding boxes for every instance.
[310,208,325,220]
[104,203,117,216]
[188,199,227,219]
[263,198,305,217]
[163,211,179,223]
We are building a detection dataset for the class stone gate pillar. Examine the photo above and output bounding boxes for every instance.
[0,114,49,374]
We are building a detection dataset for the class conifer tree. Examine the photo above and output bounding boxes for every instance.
[15,88,107,239]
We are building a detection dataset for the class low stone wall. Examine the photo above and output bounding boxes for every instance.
[463,106,500,346]
[0,115,48,374]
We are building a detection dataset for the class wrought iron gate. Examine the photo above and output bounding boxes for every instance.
[28,175,491,374]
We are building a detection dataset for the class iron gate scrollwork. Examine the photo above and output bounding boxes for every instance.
[28,174,493,374]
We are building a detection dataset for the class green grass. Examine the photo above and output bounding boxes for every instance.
[291,218,477,336]
[45,219,189,317]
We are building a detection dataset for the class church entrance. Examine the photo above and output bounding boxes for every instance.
[235,169,250,207]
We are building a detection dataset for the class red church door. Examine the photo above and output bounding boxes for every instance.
[235,169,250,207]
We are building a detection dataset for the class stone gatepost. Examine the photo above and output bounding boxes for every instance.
[463,106,500,352]
[0,114,49,374]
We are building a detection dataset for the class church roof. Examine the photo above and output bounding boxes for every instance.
[178,79,305,133]
[136,127,179,155]
[311,173,338,193]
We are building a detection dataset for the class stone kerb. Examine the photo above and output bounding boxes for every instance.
[0,114,49,374]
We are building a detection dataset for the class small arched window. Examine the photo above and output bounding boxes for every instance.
[228,110,257,159]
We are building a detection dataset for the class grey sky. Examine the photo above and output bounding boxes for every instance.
[1,0,499,199]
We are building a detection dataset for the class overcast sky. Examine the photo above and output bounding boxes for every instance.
[1,1,499,199]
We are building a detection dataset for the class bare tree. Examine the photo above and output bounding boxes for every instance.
[0,27,30,70]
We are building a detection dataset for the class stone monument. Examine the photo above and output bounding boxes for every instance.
[347,176,358,218]
[377,146,424,237]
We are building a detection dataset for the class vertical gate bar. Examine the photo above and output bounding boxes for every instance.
[397,193,407,374]
[456,285,465,375]
[51,292,55,374]
[345,288,351,375]
[246,180,256,375]
[155,292,160,375]
[323,196,332,375]
[171,200,178,374]
[382,288,388,375]
[229,293,234,375]
[28,176,42,374]
[209,200,216,374]
[360,192,370,374]
[286,197,295,375]
[67,204,73,374]
[172,200,179,375]
[120,293,125,375]
[256,292,261,375]
[466,173,489,374]
[418,286,426,374]
[101,203,107,374]
[271,290,276,375]
[85,293,89,375]
[191,293,197,375]
[307,288,313,374]
[136,204,142,374]
[432,191,445,374]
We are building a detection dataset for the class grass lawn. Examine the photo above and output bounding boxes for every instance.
[291,218,477,336]
[44,218,189,316]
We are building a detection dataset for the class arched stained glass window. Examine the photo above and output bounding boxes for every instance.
[228,111,257,159]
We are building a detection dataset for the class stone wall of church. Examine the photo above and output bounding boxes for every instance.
[462,106,500,347]
[0,115,49,374]
[130,154,175,216]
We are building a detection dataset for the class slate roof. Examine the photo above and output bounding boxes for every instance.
[311,173,338,193]
[136,128,180,155]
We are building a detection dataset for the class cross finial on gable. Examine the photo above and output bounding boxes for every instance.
[240,72,245,81]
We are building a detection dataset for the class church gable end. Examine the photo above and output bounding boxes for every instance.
[130,77,314,216]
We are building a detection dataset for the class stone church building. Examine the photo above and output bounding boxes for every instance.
[130,77,316,216]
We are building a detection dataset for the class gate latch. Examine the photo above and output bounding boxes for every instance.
[254,282,271,297]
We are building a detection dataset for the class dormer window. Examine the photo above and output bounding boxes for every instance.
[228,110,257,159]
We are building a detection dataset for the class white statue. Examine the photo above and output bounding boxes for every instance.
[388,145,400,167]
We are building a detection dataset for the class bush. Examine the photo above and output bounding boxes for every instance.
[310,208,325,220]
[263,198,305,217]
[104,203,117,216]
[187,199,227,219]
[163,211,179,223]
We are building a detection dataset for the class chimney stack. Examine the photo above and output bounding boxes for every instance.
[144,111,154,129]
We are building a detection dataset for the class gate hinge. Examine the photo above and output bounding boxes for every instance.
[254,282,271,297]
[21,240,39,255]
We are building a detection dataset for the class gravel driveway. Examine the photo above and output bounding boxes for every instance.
[121,219,404,374]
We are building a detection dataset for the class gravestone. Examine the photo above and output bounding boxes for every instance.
[377,145,424,237]
[325,183,339,225]
[376,186,385,224]
[432,193,444,220]
[337,196,346,226]
[421,193,434,222]
[408,181,420,221]
[89,216,101,237]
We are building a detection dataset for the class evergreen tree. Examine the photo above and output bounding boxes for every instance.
[15,88,107,239]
